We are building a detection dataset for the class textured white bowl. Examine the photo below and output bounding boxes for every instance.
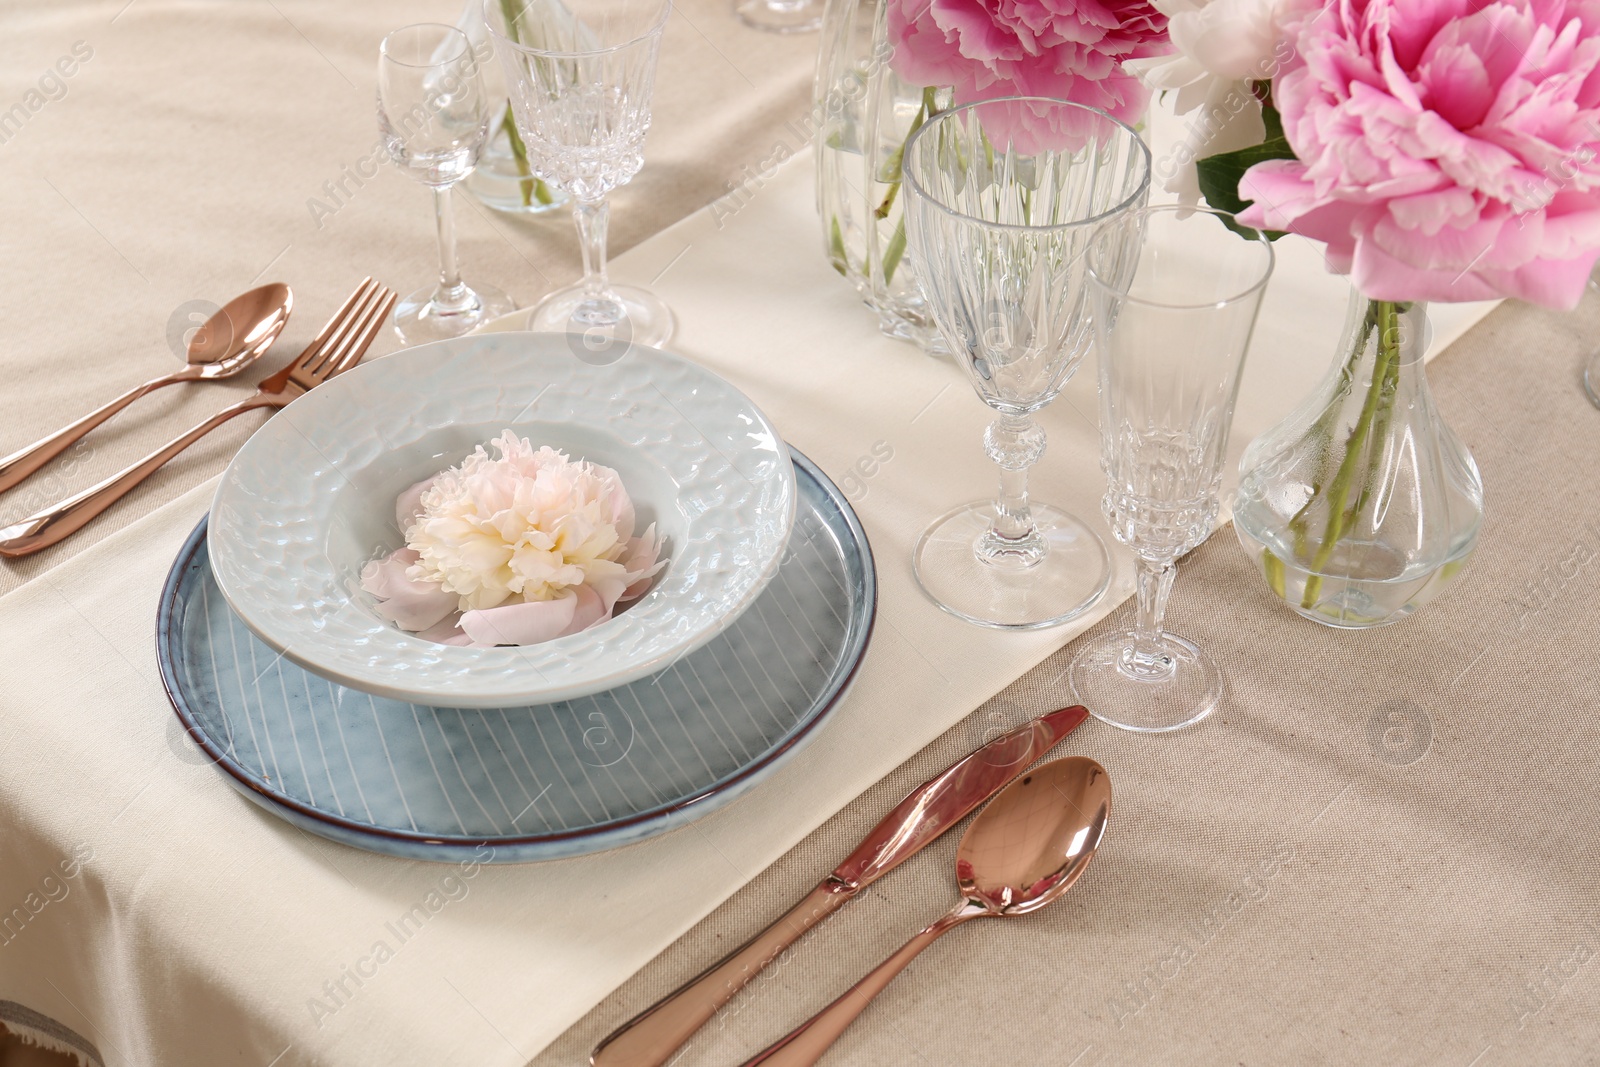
[208,332,795,707]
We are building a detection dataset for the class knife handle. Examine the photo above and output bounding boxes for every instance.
[591,880,854,1067]
[0,395,270,558]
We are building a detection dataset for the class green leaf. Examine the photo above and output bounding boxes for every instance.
[1193,102,1296,242]
[829,215,848,276]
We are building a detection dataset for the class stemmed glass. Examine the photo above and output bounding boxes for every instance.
[485,0,675,349]
[1069,205,1274,732]
[901,97,1151,629]
[736,0,821,33]
[378,24,516,344]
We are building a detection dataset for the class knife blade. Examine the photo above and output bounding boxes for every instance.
[589,703,1091,1067]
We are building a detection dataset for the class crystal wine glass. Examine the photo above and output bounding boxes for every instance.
[1069,205,1274,732]
[901,97,1151,629]
[378,23,516,344]
[736,0,821,33]
[485,0,675,349]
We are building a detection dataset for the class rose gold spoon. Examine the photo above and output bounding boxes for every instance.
[0,283,293,495]
[739,756,1111,1067]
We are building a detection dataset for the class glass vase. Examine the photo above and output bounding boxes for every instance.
[814,0,950,356]
[1233,286,1483,628]
[464,101,569,217]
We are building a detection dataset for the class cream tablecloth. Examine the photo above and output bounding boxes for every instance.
[2,4,1596,1067]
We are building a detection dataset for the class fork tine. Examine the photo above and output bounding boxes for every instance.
[294,277,376,371]
[311,285,393,379]
[301,279,383,376]
[325,288,397,378]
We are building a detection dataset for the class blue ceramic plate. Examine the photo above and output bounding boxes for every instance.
[156,453,874,863]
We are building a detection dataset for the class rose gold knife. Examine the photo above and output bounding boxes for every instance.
[589,703,1092,1067]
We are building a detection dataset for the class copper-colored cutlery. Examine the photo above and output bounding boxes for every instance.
[591,705,1094,1067]
[0,279,395,558]
[740,756,1111,1067]
[0,284,294,496]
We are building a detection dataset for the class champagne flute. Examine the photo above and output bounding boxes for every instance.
[378,23,516,343]
[1069,205,1274,731]
[486,0,675,349]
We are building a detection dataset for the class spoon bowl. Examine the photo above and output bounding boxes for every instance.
[957,755,1110,915]
[186,283,293,378]
[742,756,1111,1067]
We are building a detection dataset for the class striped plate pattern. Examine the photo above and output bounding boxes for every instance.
[156,453,875,863]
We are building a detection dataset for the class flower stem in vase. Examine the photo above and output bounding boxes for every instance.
[1292,300,1403,607]
[495,0,555,209]
[501,101,555,207]
[874,86,942,285]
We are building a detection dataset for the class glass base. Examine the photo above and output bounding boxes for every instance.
[1234,520,1476,630]
[394,282,516,346]
[1069,630,1220,733]
[1585,348,1600,409]
[912,502,1110,630]
[529,283,675,351]
[736,0,822,32]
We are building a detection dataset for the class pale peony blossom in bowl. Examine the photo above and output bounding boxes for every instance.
[207,332,794,708]
[361,431,666,648]
[1237,0,1600,307]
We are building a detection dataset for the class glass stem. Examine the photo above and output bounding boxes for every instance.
[1122,557,1178,681]
[431,184,473,313]
[977,414,1047,567]
[574,198,613,304]
[995,462,1032,539]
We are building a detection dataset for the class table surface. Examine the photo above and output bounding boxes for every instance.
[4,4,1600,1067]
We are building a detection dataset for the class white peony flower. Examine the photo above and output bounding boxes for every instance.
[360,431,666,647]
[1126,0,1290,203]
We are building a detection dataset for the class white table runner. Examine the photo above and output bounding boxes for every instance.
[0,138,1494,1065]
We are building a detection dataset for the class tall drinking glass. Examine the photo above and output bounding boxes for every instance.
[485,0,675,348]
[378,24,516,344]
[902,97,1151,629]
[1069,206,1274,732]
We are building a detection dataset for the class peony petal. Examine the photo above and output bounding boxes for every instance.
[1481,252,1600,310]
[415,614,472,645]
[558,584,611,637]
[460,592,579,646]
[395,477,436,534]
[1350,235,1502,302]
[361,549,460,632]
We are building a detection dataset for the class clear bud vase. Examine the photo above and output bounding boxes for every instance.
[814,0,951,356]
[1233,286,1483,628]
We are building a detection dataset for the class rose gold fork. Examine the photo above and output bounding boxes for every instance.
[0,279,396,558]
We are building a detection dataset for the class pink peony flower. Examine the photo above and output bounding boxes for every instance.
[1237,0,1600,307]
[360,432,666,648]
[886,0,1172,126]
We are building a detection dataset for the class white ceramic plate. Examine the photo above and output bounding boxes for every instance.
[208,332,795,708]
